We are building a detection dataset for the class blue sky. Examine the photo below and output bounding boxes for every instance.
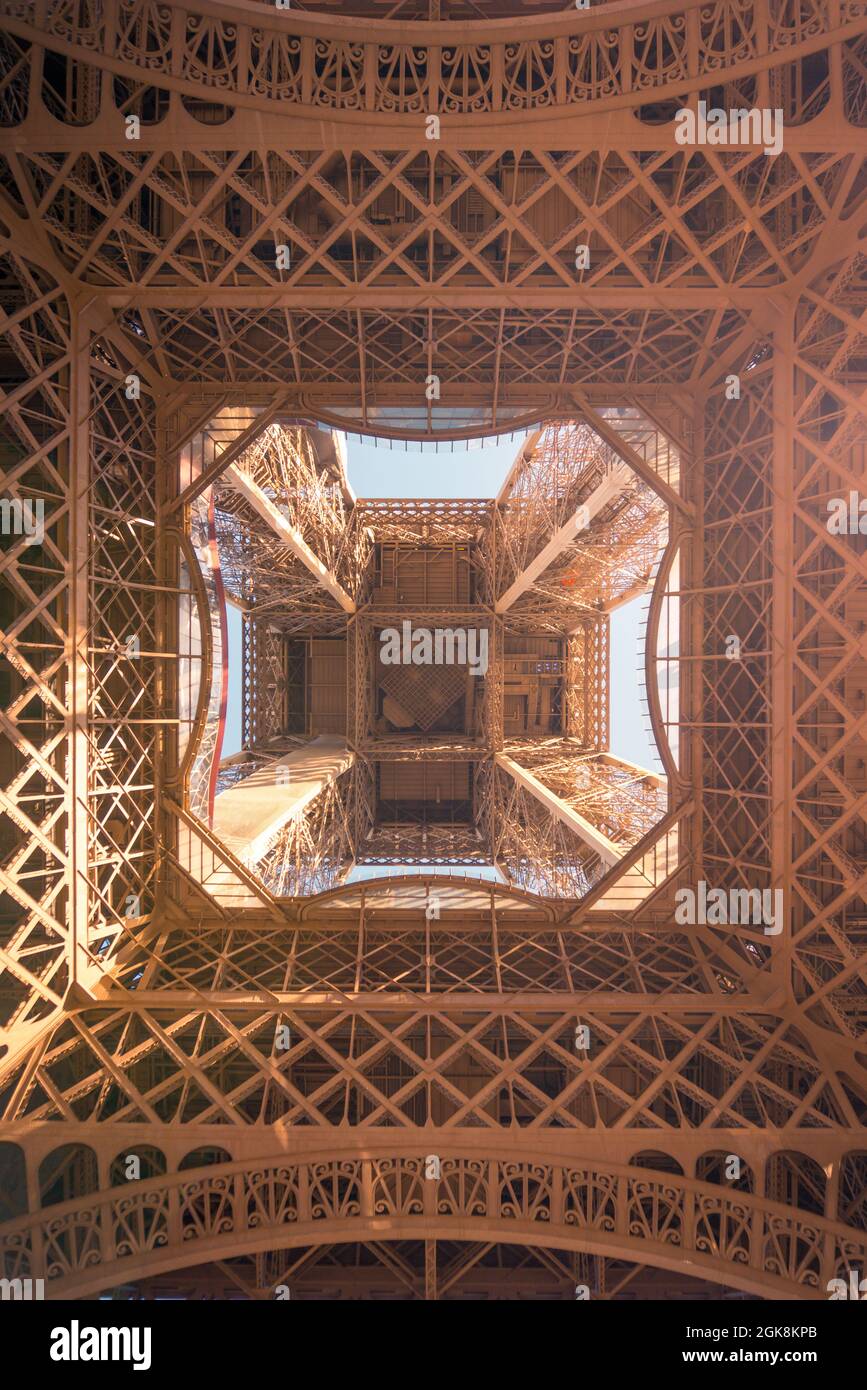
[346,433,523,499]
[222,432,660,771]
[224,604,243,758]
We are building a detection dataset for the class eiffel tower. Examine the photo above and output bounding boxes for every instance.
[0,0,865,1301]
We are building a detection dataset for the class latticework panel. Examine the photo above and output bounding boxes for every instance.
[244,622,286,749]
[230,422,368,599]
[477,758,604,897]
[251,766,358,898]
[787,260,867,1042]
[565,617,609,750]
[359,822,487,867]
[0,257,74,1059]
[504,740,668,850]
[700,348,775,927]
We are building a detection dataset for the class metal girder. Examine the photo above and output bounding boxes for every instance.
[495,752,622,868]
[495,466,631,612]
[224,464,356,614]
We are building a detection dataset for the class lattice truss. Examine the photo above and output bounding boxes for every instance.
[211,422,368,629]
[789,270,867,1045]
[243,620,286,748]
[213,500,348,635]
[2,993,858,1135]
[254,765,358,897]
[505,739,668,848]
[0,0,864,414]
[0,256,166,1072]
[489,419,668,630]
[494,423,633,587]
[692,250,867,1043]
[356,498,489,548]
[0,0,866,1301]
[476,757,602,897]
[564,616,608,750]
[359,821,487,867]
[226,421,369,601]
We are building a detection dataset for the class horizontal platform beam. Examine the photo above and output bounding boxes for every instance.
[99,286,777,311]
[597,575,654,614]
[0,1121,843,1172]
[99,991,776,1014]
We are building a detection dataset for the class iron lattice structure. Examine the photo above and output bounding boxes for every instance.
[0,0,865,1301]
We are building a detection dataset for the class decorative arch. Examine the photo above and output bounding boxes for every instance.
[3,1,863,132]
[2,1152,864,1302]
